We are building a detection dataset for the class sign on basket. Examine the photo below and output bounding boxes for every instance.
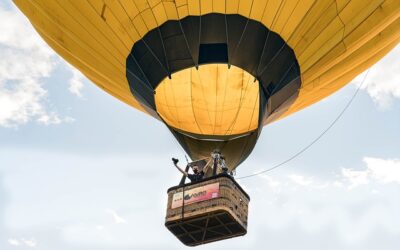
[171,183,220,209]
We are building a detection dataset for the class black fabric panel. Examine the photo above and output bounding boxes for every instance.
[268,77,302,114]
[180,17,201,65]
[126,55,155,110]
[256,32,285,75]
[228,17,269,74]
[199,43,228,64]
[169,129,259,170]
[200,14,227,44]
[260,44,296,94]
[125,13,302,168]
[160,22,194,73]
[143,30,168,66]
[226,15,248,61]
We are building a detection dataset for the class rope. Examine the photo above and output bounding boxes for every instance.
[237,70,370,180]
[181,184,185,220]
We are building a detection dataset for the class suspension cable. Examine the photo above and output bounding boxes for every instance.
[237,70,370,180]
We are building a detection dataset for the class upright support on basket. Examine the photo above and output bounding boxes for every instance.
[213,155,218,176]
[211,150,222,176]
[179,164,190,186]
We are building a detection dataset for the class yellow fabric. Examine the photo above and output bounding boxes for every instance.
[155,65,259,135]
[13,0,400,134]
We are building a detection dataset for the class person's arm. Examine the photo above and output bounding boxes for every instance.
[174,164,188,176]
[172,158,188,176]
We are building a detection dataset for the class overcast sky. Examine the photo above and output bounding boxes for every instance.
[1,1,400,250]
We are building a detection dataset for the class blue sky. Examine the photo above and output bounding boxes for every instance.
[1,1,400,250]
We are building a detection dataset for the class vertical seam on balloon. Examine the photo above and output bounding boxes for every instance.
[168,73,183,129]
[224,70,252,135]
[198,0,202,67]
[286,0,318,46]
[163,78,181,127]
[224,0,230,67]
[302,1,384,84]
[198,0,202,44]
[225,69,245,135]
[145,0,171,76]
[218,65,233,136]
[231,0,255,63]
[258,43,287,76]
[190,68,204,134]
[255,0,272,75]
[196,0,212,133]
[260,0,271,21]
[280,0,301,34]
[173,2,198,69]
[334,0,347,51]
[127,52,154,89]
[103,2,141,44]
[30,1,133,94]
[247,86,259,132]
[212,65,219,135]
[291,1,337,51]
[120,1,170,77]
[219,0,231,135]
[270,0,285,29]
[271,62,296,94]
[51,1,128,69]
[33,22,145,111]
[255,30,271,76]
[304,28,396,97]
[159,80,176,127]
[295,2,344,60]
[195,66,214,133]
[70,1,128,57]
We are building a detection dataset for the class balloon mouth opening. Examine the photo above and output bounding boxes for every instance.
[154,64,260,137]
[170,126,256,141]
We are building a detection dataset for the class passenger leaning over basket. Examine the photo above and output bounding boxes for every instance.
[172,158,204,183]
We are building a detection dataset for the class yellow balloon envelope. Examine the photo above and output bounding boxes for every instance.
[14,0,400,168]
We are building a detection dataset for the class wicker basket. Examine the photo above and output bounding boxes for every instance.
[165,174,250,246]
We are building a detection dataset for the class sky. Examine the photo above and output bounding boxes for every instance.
[0,1,400,250]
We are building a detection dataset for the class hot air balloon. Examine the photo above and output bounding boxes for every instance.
[14,0,400,246]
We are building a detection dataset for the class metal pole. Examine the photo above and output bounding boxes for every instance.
[213,153,218,176]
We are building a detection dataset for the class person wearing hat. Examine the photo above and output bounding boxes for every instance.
[172,158,204,183]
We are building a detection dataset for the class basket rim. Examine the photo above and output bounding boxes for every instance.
[167,173,250,200]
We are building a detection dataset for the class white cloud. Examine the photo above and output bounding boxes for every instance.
[341,167,370,188]
[259,174,281,188]
[363,157,400,184]
[341,157,400,188]
[249,160,400,246]
[36,112,75,126]
[357,44,400,109]
[288,174,313,186]
[21,238,37,248]
[67,65,85,98]
[8,238,20,246]
[8,238,37,248]
[106,209,127,224]
[0,7,75,127]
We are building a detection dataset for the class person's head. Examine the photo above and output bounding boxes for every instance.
[192,165,199,174]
